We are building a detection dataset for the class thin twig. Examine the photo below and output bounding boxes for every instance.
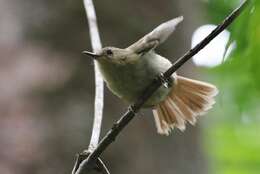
[72,0,105,173]
[74,1,249,174]
[83,0,104,153]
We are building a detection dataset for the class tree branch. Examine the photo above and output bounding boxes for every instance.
[74,0,249,174]
[83,0,104,152]
[72,0,106,173]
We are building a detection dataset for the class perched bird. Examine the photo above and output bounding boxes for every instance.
[83,16,218,135]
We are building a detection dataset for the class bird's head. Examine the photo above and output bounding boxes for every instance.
[83,47,139,65]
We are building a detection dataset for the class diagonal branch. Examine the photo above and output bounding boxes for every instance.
[74,0,249,174]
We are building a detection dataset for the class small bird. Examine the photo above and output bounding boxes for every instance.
[83,16,218,135]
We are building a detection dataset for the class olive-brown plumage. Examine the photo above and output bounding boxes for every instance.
[83,17,218,135]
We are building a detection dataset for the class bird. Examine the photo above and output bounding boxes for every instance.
[83,16,218,135]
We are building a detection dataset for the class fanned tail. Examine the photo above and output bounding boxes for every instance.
[152,75,218,135]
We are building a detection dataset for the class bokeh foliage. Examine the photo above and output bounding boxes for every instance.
[205,1,260,174]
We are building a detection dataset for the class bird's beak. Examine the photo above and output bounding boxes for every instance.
[82,51,102,59]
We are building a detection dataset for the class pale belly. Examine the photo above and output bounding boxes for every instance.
[98,53,174,107]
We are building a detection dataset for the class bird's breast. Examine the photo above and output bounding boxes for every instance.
[97,53,174,107]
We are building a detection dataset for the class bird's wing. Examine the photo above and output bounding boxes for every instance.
[127,16,183,54]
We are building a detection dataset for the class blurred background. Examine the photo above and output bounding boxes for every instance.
[0,0,259,174]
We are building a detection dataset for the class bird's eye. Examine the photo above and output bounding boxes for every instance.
[106,49,113,56]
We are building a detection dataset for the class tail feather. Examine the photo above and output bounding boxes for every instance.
[160,103,175,125]
[153,108,169,134]
[152,75,218,135]
[169,96,196,125]
[178,76,218,96]
[164,99,185,131]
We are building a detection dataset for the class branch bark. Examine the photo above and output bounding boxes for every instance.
[72,0,106,173]
[83,0,104,152]
[74,0,249,174]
